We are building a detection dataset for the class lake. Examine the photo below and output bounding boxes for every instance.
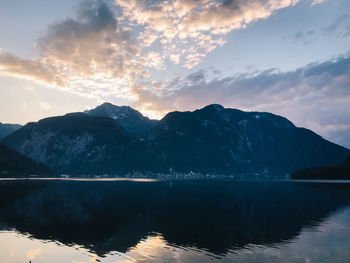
[0,179,350,262]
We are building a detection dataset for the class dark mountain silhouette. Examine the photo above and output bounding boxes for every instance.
[292,155,350,179]
[0,142,54,177]
[0,122,22,139]
[2,113,164,175]
[343,155,350,166]
[2,103,349,176]
[85,102,157,137]
[148,104,350,175]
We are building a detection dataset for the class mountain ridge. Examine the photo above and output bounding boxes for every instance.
[2,103,349,176]
[84,102,157,137]
[0,122,22,140]
[147,104,349,175]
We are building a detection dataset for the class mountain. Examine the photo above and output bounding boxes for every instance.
[2,113,164,175]
[147,104,350,175]
[292,155,350,180]
[0,142,54,177]
[0,122,22,139]
[85,102,157,137]
[343,155,350,166]
[2,104,349,176]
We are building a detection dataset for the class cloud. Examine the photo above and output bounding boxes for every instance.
[115,0,323,69]
[0,0,325,99]
[0,53,66,86]
[312,0,326,5]
[0,0,158,100]
[39,101,52,110]
[294,30,315,44]
[323,14,349,37]
[132,54,350,148]
[35,0,137,78]
[181,0,298,34]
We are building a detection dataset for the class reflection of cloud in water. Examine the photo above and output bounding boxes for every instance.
[106,206,350,263]
[72,254,99,263]
[219,207,350,263]
[114,234,218,263]
[1,181,350,262]
[119,235,173,263]
[1,206,350,263]
[27,248,40,260]
[111,207,350,262]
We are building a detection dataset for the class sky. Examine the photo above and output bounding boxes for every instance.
[0,0,349,148]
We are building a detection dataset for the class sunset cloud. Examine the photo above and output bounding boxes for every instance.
[0,0,325,99]
[181,0,300,34]
[0,0,161,100]
[0,53,67,86]
[116,0,307,69]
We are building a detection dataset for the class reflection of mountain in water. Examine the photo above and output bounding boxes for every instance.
[0,180,350,257]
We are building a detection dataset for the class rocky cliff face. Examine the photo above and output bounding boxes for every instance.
[0,142,54,177]
[2,113,163,174]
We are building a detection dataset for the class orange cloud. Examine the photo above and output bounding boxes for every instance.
[115,0,321,69]
[0,1,166,101]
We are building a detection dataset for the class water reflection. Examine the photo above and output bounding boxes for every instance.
[0,180,350,262]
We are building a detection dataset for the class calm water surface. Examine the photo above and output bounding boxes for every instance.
[0,179,350,262]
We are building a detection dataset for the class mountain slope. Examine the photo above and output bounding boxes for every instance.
[342,155,350,167]
[147,104,350,175]
[85,103,157,137]
[292,155,350,179]
[0,122,22,139]
[2,113,164,174]
[0,142,54,177]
